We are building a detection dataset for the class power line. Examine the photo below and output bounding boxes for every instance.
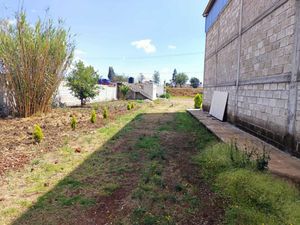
[86,51,204,60]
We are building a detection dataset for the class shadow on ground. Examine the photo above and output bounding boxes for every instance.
[12,112,223,225]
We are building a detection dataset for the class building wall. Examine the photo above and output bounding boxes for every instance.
[203,0,300,155]
[55,82,117,107]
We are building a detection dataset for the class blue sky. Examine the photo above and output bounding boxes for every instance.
[0,0,208,83]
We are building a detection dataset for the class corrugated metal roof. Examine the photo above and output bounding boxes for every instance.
[203,0,216,17]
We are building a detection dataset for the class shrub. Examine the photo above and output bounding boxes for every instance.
[70,115,77,130]
[90,110,96,123]
[127,103,132,110]
[103,107,109,119]
[194,93,203,109]
[120,85,130,99]
[33,124,44,143]
[131,102,135,109]
[0,11,74,117]
[160,93,171,99]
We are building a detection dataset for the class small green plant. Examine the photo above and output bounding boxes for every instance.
[70,115,77,130]
[160,93,171,99]
[194,93,203,109]
[33,124,44,143]
[127,102,132,110]
[103,107,109,119]
[255,147,270,171]
[90,109,96,123]
[131,102,135,109]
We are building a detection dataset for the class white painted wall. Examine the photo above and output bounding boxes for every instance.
[156,85,165,97]
[55,81,117,106]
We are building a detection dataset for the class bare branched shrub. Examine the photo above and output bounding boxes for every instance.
[0,11,74,117]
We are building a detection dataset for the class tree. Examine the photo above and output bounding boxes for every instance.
[153,71,160,84]
[120,85,130,99]
[108,66,115,81]
[190,77,200,88]
[0,11,74,117]
[174,73,188,87]
[66,60,99,106]
[138,73,145,83]
[172,69,177,82]
[113,74,128,82]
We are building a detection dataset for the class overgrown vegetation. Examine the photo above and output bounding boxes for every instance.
[0,11,74,117]
[195,143,300,225]
[33,125,44,143]
[70,115,77,130]
[90,110,96,123]
[66,60,99,106]
[194,93,203,109]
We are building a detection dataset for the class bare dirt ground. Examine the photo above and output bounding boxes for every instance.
[166,87,203,97]
[0,101,143,176]
[0,98,225,224]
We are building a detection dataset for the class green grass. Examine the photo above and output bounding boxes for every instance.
[195,143,300,225]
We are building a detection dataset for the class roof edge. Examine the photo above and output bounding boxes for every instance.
[203,0,216,17]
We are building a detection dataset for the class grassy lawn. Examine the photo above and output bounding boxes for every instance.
[0,97,299,225]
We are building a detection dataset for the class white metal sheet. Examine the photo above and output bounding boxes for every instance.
[209,91,228,121]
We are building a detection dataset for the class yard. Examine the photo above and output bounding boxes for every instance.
[0,97,299,225]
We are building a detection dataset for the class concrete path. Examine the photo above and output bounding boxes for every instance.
[187,109,300,184]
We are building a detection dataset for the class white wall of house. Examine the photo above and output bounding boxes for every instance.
[55,81,117,106]
[156,85,165,97]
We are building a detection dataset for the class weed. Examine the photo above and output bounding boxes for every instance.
[90,109,96,123]
[131,102,135,109]
[70,115,77,130]
[33,124,44,143]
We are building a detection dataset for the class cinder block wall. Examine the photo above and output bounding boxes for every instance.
[203,0,300,156]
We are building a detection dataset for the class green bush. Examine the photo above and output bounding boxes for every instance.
[127,102,132,110]
[103,107,109,119]
[131,102,135,109]
[70,115,77,130]
[90,109,96,123]
[160,93,171,99]
[194,93,203,109]
[33,124,44,143]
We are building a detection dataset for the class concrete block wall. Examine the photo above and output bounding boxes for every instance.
[203,0,300,156]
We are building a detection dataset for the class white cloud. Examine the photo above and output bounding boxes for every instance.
[168,45,176,50]
[6,19,16,26]
[73,49,86,62]
[131,39,156,54]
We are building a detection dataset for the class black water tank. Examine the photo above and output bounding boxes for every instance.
[128,77,134,83]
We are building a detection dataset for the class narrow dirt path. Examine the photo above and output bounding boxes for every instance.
[11,98,225,225]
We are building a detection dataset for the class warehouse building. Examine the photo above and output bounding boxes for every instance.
[202,0,300,156]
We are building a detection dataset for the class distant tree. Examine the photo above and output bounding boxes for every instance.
[190,77,200,88]
[66,60,99,106]
[172,69,177,82]
[174,73,188,87]
[108,66,115,81]
[113,74,128,82]
[153,71,160,84]
[138,73,145,83]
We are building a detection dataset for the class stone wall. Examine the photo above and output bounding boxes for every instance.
[203,0,300,156]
